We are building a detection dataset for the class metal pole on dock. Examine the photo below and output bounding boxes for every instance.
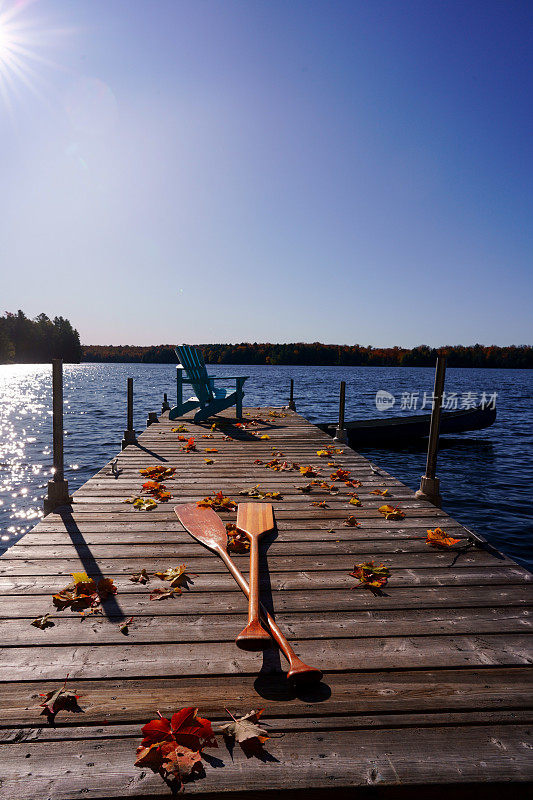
[121,378,137,449]
[415,355,446,507]
[43,359,72,515]
[288,379,296,411]
[334,381,348,443]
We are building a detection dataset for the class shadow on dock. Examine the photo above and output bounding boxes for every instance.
[254,526,331,703]
[57,507,126,621]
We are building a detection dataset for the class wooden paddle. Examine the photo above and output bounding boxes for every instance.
[234,503,274,651]
[175,503,323,684]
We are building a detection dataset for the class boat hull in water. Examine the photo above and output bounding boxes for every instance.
[317,404,496,446]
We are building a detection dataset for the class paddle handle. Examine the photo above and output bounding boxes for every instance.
[249,536,260,624]
[234,536,272,650]
[219,548,323,683]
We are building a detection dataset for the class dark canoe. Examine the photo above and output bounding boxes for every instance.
[317,404,496,446]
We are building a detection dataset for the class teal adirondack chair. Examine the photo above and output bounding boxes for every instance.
[169,345,248,422]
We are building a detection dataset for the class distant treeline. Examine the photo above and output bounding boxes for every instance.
[82,342,533,368]
[0,311,83,363]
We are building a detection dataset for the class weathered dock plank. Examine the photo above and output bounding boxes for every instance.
[0,407,531,799]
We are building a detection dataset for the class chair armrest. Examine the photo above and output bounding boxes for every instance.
[208,376,249,381]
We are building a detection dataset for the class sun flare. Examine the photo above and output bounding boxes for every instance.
[0,0,69,114]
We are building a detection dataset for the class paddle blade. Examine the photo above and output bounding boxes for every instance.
[174,504,228,552]
[237,503,274,538]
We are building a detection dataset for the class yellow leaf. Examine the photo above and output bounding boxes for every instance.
[71,572,90,585]
[204,458,214,464]
[260,435,270,440]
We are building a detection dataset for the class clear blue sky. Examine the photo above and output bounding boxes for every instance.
[1,0,531,347]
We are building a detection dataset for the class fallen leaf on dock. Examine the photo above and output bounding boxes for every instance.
[204,448,218,452]
[312,480,340,494]
[150,587,181,601]
[119,616,133,635]
[265,458,294,471]
[142,481,171,501]
[297,483,313,493]
[139,466,176,481]
[219,709,270,755]
[204,458,214,464]
[171,425,189,433]
[371,489,390,497]
[426,527,461,548]
[52,573,117,612]
[130,569,150,584]
[350,561,390,590]
[378,504,405,520]
[259,434,270,440]
[330,468,351,482]
[311,500,329,508]
[226,523,250,553]
[154,565,189,589]
[197,491,237,511]
[300,465,319,477]
[345,479,362,488]
[31,614,54,629]
[124,496,158,511]
[39,675,81,722]
[135,707,216,786]
[344,516,360,527]
[239,485,282,499]
[349,495,362,507]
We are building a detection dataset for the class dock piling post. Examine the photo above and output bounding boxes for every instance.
[161,392,170,412]
[43,359,72,515]
[334,381,348,443]
[415,355,446,507]
[121,378,137,449]
[147,411,159,426]
[288,379,296,411]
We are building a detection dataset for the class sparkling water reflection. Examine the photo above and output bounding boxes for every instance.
[0,363,531,569]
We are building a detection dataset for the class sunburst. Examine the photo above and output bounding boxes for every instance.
[0,0,70,115]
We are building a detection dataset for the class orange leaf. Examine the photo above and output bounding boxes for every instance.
[197,492,237,512]
[426,527,461,548]
[330,468,351,482]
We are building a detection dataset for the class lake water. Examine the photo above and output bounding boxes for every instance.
[0,363,531,569]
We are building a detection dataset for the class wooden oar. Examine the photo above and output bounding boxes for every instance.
[175,503,323,684]
[235,503,274,651]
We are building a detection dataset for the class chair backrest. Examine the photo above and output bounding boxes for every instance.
[175,345,213,405]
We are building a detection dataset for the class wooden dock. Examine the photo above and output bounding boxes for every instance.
[0,407,532,798]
